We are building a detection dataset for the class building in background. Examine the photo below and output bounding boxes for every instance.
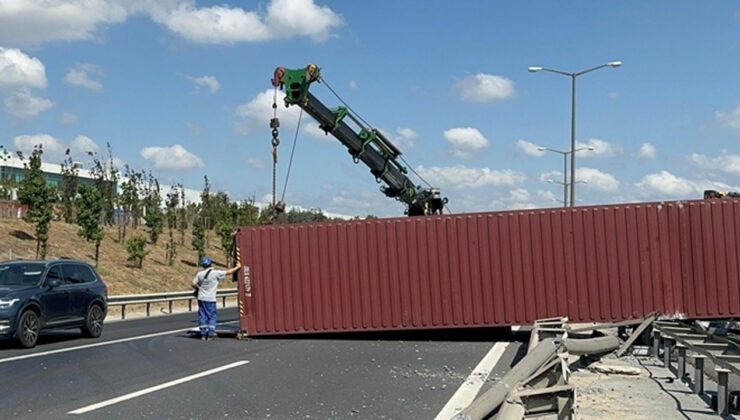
[0,156,105,200]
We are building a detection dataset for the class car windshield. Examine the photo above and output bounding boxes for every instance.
[0,263,45,286]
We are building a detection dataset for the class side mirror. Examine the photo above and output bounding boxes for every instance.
[46,279,60,288]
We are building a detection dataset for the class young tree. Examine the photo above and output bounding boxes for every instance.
[16,146,54,259]
[88,143,119,225]
[118,165,142,243]
[191,208,205,263]
[75,184,105,267]
[178,183,186,245]
[200,175,211,247]
[164,185,179,265]
[0,146,14,200]
[142,173,163,244]
[59,150,79,224]
[125,235,149,268]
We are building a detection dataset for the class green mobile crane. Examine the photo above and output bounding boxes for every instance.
[270,64,447,217]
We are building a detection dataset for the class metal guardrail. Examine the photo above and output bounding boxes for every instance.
[653,320,740,416]
[107,288,238,319]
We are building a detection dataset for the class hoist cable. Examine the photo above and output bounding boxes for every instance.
[323,77,438,192]
[280,108,303,203]
[322,78,374,130]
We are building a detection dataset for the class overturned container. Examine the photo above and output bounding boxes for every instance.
[235,198,740,336]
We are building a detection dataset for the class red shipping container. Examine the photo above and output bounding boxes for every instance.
[235,199,740,336]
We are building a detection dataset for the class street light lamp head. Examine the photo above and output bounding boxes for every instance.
[587,146,595,151]
[608,61,622,67]
[537,147,546,151]
[528,66,543,72]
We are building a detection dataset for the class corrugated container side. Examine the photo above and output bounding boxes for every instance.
[236,199,740,336]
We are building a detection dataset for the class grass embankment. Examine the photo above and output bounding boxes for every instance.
[0,219,233,295]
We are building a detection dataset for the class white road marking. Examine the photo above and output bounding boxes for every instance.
[434,341,511,420]
[68,360,249,415]
[0,320,238,364]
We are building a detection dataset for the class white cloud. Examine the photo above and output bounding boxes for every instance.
[576,138,622,157]
[151,0,343,44]
[64,63,103,91]
[70,135,100,156]
[13,133,99,163]
[415,165,525,189]
[636,170,739,199]
[0,0,342,46]
[186,75,219,94]
[140,144,204,171]
[715,104,740,134]
[384,127,418,150]
[236,88,326,141]
[60,111,78,125]
[443,127,490,159]
[539,170,562,183]
[639,143,656,159]
[139,144,205,172]
[516,139,546,157]
[4,89,54,118]
[14,134,65,159]
[247,157,266,169]
[577,167,620,192]
[635,170,697,197]
[0,0,131,45]
[689,152,740,175]
[455,73,515,102]
[0,47,47,89]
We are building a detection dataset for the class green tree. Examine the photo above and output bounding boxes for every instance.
[201,175,211,247]
[191,208,206,263]
[143,174,163,244]
[75,184,105,267]
[178,183,186,245]
[16,147,54,259]
[59,150,79,224]
[0,145,15,200]
[118,165,142,242]
[125,235,149,268]
[164,185,179,265]
[88,143,119,225]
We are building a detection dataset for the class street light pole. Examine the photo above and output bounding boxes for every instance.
[539,146,594,207]
[529,61,621,206]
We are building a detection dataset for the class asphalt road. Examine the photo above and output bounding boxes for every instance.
[0,308,525,419]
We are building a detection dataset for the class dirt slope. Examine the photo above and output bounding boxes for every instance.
[0,219,235,295]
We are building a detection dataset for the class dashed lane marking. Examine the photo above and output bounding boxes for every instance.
[0,320,238,364]
[68,360,249,414]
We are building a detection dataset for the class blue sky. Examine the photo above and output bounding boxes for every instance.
[1,1,739,217]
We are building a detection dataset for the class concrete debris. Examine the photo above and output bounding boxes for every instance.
[587,363,646,376]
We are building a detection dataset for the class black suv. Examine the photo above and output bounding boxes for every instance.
[0,260,108,348]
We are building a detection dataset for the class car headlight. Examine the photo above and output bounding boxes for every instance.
[0,298,19,309]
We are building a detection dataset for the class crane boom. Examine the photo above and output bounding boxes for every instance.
[272,64,447,216]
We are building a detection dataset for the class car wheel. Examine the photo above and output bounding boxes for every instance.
[16,310,40,348]
[81,304,104,338]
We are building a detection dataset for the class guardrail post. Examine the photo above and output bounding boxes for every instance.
[663,338,673,369]
[222,296,226,307]
[676,345,686,380]
[146,302,150,317]
[121,305,126,320]
[169,301,173,314]
[189,299,193,312]
[652,330,661,357]
[716,368,730,416]
[694,355,705,395]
